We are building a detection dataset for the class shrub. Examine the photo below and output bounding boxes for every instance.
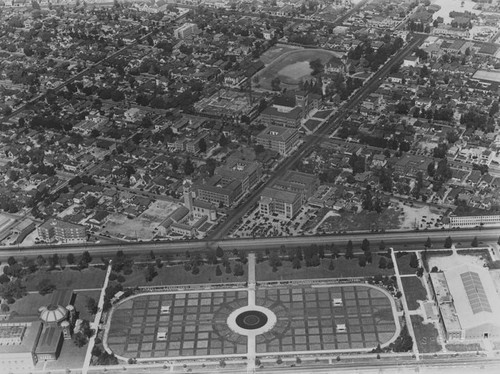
[37,278,56,295]
[109,273,118,281]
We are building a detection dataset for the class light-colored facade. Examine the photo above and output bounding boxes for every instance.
[37,219,86,243]
[429,264,500,341]
[255,125,299,156]
[174,23,199,39]
[259,187,302,219]
[449,214,500,228]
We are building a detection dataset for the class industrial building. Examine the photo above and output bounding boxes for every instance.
[429,264,500,341]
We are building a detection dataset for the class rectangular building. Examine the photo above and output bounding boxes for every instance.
[449,214,500,228]
[255,125,299,156]
[214,158,262,194]
[174,23,199,39]
[0,321,43,373]
[38,219,86,244]
[272,171,319,204]
[259,187,302,219]
[194,175,242,207]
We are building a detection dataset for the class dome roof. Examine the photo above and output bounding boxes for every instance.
[39,304,68,323]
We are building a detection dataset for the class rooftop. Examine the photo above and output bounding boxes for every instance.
[0,322,42,355]
[39,218,85,231]
[261,187,300,204]
[256,126,298,142]
[445,264,500,331]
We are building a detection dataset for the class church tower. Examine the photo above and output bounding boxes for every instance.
[183,180,194,214]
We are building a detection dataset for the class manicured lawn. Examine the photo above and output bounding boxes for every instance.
[395,253,418,275]
[23,266,107,291]
[401,276,427,310]
[411,315,441,353]
[74,290,102,321]
[9,293,55,318]
[256,256,394,281]
[120,261,247,287]
[318,208,401,233]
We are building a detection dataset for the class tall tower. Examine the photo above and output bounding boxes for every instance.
[183,180,194,213]
[61,320,72,340]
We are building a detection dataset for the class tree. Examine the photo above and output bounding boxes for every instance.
[48,254,60,270]
[86,297,98,315]
[390,325,413,352]
[198,138,207,153]
[36,255,46,268]
[216,246,224,258]
[73,332,88,348]
[471,236,478,247]
[0,274,10,284]
[271,77,281,91]
[378,241,386,251]
[215,265,222,276]
[361,239,370,252]
[66,253,75,265]
[309,59,324,75]
[183,157,195,176]
[358,254,367,267]
[144,264,157,282]
[444,236,453,249]
[379,257,387,269]
[7,257,17,267]
[216,133,228,148]
[37,278,56,295]
[416,267,424,277]
[192,265,200,275]
[425,237,432,249]
[409,253,419,268]
[233,263,244,276]
[345,240,354,259]
[225,263,232,274]
[81,251,92,266]
[328,260,335,271]
[292,256,302,269]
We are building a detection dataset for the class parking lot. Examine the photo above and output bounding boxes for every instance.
[232,206,320,238]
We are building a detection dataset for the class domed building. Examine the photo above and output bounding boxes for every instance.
[38,305,68,324]
[0,289,78,372]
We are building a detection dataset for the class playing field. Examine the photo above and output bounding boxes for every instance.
[256,47,343,90]
[106,284,398,360]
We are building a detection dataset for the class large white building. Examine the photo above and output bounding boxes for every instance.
[448,214,500,228]
[430,264,500,341]
[174,23,199,39]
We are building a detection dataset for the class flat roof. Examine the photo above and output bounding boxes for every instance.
[257,125,297,141]
[444,264,500,331]
[261,187,300,204]
[0,322,42,355]
[472,69,500,83]
[35,325,62,355]
[38,218,85,231]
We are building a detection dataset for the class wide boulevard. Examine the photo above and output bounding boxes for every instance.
[1,228,497,259]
